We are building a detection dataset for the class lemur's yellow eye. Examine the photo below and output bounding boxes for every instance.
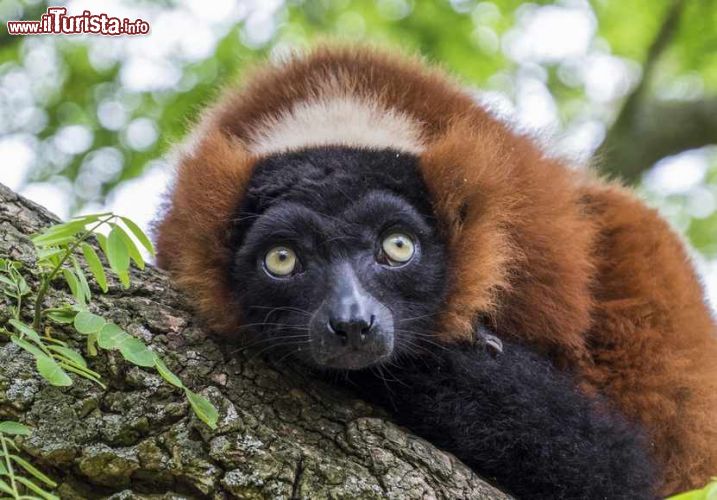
[381,233,415,266]
[264,246,298,277]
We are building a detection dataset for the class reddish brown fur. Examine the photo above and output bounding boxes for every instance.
[155,46,717,494]
[580,185,717,493]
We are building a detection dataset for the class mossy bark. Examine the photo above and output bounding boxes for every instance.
[0,183,508,499]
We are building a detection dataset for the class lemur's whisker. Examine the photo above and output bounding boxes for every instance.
[371,365,398,396]
[394,333,451,353]
[229,334,309,355]
[229,214,263,224]
[397,312,440,323]
[248,340,310,360]
[236,322,309,330]
[398,339,443,359]
[248,305,313,317]
[271,347,310,366]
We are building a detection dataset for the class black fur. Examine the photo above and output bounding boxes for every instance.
[342,337,659,500]
[231,147,448,367]
[232,146,439,251]
[230,146,658,499]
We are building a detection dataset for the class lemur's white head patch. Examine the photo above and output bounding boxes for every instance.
[246,95,425,156]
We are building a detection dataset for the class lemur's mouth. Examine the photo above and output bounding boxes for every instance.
[313,347,393,370]
[308,311,395,370]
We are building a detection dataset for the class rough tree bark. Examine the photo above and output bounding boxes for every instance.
[0,183,508,499]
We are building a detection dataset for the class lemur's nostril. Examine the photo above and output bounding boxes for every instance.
[328,319,346,338]
[328,316,373,342]
[361,315,376,335]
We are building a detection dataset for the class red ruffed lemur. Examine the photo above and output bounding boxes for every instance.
[155,46,717,499]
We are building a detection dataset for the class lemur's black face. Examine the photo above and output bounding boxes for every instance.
[231,147,448,370]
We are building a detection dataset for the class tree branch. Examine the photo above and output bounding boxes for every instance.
[594,0,692,183]
[596,96,717,182]
[0,182,507,499]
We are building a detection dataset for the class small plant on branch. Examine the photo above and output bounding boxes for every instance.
[0,214,220,497]
[0,213,218,425]
[0,421,58,500]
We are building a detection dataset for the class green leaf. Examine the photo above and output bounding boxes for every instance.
[117,270,130,289]
[185,389,219,430]
[0,275,16,288]
[35,247,65,262]
[32,230,79,247]
[97,323,129,350]
[10,455,57,487]
[97,324,154,367]
[15,274,29,295]
[8,319,41,343]
[71,257,92,303]
[95,233,109,258]
[74,312,106,335]
[668,479,717,500]
[153,354,183,388]
[81,243,108,293]
[70,212,112,224]
[106,226,130,275]
[37,220,86,237]
[57,362,104,388]
[46,345,87,368]
[35,355,72,387]
[33,236,75,249]
[14,476,59,500]
[120,217,156,257]
[41,336,67,347]
[38,252,64,271]
[46,308,78,325]
[32,221,85,246]
[118,337,155,367]
[11,337,45,359]
[113,224,145,270]
[86,332,98,357]
[0,421,31,436]
[0,478,14,496]
[61,268,85,304]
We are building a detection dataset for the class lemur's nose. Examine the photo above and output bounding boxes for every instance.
[311,262,394,369]
[325,263,380,346]
[328,314,376,343]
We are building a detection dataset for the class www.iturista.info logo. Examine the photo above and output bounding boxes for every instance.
[6,7,150,36]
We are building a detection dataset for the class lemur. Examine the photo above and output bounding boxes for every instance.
[155,46,717,499]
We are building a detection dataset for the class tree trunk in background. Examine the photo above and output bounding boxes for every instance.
[595,94,717,184]
[0,182,508,499]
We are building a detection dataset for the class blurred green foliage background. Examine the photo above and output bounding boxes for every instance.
[0,0,716,305]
